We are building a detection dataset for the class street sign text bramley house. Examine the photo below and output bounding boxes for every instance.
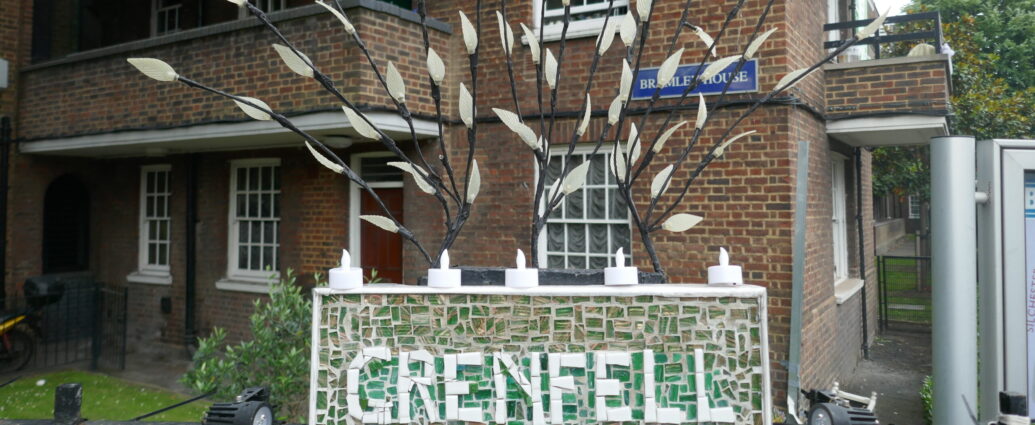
[631,59,760,100]
[309,284,772,424]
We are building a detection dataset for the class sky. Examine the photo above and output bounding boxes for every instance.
[873,0,912,14]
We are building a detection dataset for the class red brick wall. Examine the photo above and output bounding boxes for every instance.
[825,57,951,118]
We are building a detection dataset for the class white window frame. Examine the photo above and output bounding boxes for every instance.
[239,0,287,18]
[221,158,281,291]
[532,0,630,42]
[151,0,182,37]
[348,152,404,270]
[831,154,850,284]
[536,144,632,269]
[127,165,173,285]
[908,195,921,219]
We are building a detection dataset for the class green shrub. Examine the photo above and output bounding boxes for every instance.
[920,375,933,425]
[181,269,320,421]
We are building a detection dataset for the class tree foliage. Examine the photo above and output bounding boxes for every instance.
[872,146,929,200]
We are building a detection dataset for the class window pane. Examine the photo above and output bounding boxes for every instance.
[248,167,259,190]
[567,256,586,269]
[251,221,262,243]
[567,224,585,253]
[237,168,247,191]
[158,244,168,266]
[546,157,562,186]
[565,189,584,219]
[239,246,249,269]
[547,224,564,252]
[263,221,274,244]
[156,195,165,216]
[611,224,631,253]
[236,195,246,217]
[589,256,609,269]
[548,255,565,269]
[589,223,608,253]
[148,221,158,241]
[250,246,261,270]
[148,244,156,265]
[159,220,168,240]
[260,194,271,217]
[263,246,273,270]
[239,221,248,243]
[248,194,259,217]
[147,172,156,193]
[147,196,155,217]
[589,154,606,185]
[273,194,280,218]
[587,188,605,219]
[609,188,627,219]
[156,172,166,192]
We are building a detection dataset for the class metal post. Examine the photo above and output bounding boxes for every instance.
[931,135,978,425]
[53,383,82,425]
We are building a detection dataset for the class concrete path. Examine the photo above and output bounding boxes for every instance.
[841,330,932,425]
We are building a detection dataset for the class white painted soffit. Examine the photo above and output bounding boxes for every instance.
[20,111,438,158]
[826,114,949,147]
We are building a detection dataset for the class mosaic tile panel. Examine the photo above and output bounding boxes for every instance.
[311,286,769,424]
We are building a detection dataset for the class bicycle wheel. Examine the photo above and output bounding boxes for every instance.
[0,326,35,373]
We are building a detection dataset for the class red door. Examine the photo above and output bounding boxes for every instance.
[360,188,404,283]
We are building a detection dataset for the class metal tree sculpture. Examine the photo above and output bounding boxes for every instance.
[492,0,887,277]
[128,0,495,267]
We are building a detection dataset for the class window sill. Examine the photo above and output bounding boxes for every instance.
[834,278,865,304]
[126,271,172,286]
[215,278,273,294]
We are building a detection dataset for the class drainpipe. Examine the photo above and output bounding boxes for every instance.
[786,140,809,421]
[855,147,869,359]
[0,117,9,304]
[184,153,198,352]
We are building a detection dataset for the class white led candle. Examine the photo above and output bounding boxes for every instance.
[707,247,743,286]
[427,249,461,288]
[329,249,363,290]
[604,247,638,286]
[505,249,539,288]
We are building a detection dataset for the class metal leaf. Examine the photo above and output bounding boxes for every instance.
[608,95,622,125]
[611,143,627,181]
[650,164,674,199]
[385,61,406,104]
[360,215,399,234]
[459,11,478,55]
[127,58,178,82]
[467,159,481,203]
[661,213,703,232]
[597,20,617,55]
[426,48,445,85]
[315,1,355,35]
[626,123,641,164]
[520,23,540,64]
[233,96,272,121]
[856,8,890,40]
[495,11,514,56]
[700,55,741,82]
[774,67,814,92]
[619,11,637,47]
[492,108,538,150]
[691,25,716,58]
[656,48,684,88]
[545,48,558,90]
[745,27,777,59]
[272,44,314,78]
[620,60,632,101]
[577,94,592,137]
[562,161,592,195]
[695,93,707,129]
[343,106,380,140]
[714,130,757,158]
[652,120,687,153]
[459,82,474,128]
[225,0,246,5]
[636,0,652,22]
[388,162,435,194]
[305,141,344,174]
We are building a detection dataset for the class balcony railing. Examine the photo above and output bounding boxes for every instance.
[824,11,945,61]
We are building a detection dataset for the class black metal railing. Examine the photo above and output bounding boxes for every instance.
[824,11,945,60]
[877,255,932,331]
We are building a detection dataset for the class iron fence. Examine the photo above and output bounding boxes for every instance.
[877,255,932,331]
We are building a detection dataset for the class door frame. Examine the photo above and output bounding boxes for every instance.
[348,152,404,269]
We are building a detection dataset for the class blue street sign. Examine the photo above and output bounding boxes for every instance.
[631,59,759,100]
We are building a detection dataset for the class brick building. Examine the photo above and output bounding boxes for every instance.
[0,0,950,417]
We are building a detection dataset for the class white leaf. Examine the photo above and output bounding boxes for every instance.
[426,48,445,85]
[714,130,757,157]
[619,11,637,47]
[700,55,741,82]
[626,123,640,164]
[636,0,652,22]
[691,25,716,57]
[127,58,178,82]
[650,164,674,199]
[561,161,592,195]
[459,82,474,128]
[856,8,891,41]
[315,1,355,35]
[520,23,540,64]
[225,0,246,5]
[467,159,481,203]
[611,143,627,181]
[385,61,406,104]
[745,27,777,59]
[577,94,592,137]
[695,93,707,129]
[652,120,687,153]
[233,96,272,121]
[388,162,436,194]
[343,106,380,140]
[546,179,560,202]
[536,136,546,151]
[661,213,703,232]
[493,108,539,150]
[607,95,622,125]
[459,11,478,55]
[360,215,399,234]
[656,48,684,88]
[597,20,617,55]
[495,11,514,56]
[545,48,558,90]
[620,60,632,101]
[305,141,344,174]
[774,67,814,92]
[272,44,314,78]
[562,0,570,5]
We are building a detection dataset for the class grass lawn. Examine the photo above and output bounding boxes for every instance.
[0,370,210,421]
